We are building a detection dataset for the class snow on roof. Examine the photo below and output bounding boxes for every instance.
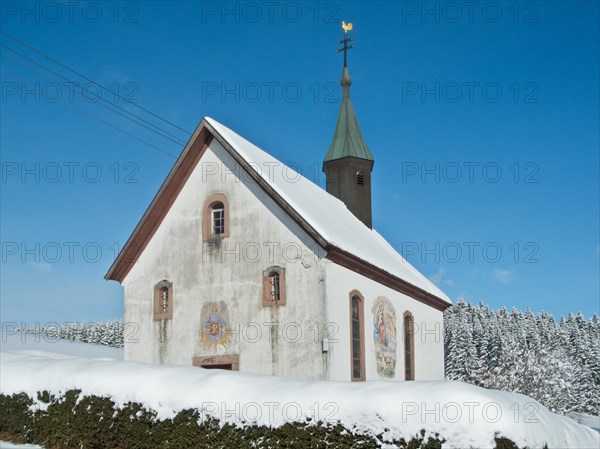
[2,348,597,448]
[206,117,451,304]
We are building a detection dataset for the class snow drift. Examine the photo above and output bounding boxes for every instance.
[0,346,597,448]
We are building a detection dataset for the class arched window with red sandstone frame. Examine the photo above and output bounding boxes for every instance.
[202,193,230,240]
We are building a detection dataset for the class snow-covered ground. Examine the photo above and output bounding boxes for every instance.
[567,412,600,432]
[0,338,597,448]
[0,442,43,449]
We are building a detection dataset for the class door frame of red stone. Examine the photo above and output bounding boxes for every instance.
[192,354,239,371]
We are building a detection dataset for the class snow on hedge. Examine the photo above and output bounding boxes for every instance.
[1,348,597,448]
[0,443,43,449]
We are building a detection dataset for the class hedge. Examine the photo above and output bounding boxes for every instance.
[0,390,534,449]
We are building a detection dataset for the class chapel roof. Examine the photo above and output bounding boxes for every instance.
[105,117,451,309]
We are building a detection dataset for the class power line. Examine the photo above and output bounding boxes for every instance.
[1,31,192,135]
[1,69,178,159]
[1,43,188,147]
[1,49,186,149]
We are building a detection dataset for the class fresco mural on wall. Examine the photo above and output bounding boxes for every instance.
[372,297,397,378]
[200,301,231,352]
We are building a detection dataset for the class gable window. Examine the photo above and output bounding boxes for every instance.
[202,193,230,241]
[404,312,415,380]
[211,202,225,235]
[356,171,365,186]
[349,290,365,381]
[262,267,286,307]
[154,280,173,320]
[269,271,280,301]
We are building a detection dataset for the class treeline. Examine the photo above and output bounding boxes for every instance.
[444,300,600,415]
[20,320,124,348]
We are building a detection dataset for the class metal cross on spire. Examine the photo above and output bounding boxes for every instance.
[337,21,355,68]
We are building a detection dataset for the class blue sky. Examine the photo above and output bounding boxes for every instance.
[1,1,598,324]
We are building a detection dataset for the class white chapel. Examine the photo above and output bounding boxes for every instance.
[106,31,451,382]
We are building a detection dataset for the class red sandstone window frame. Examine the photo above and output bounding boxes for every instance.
[262,266,286,307]
[202,193,230,241]
[153,280,173,321]
[349,289,366,381]
[403,311,415,381]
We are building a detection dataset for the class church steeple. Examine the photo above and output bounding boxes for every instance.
[323,23,374,228]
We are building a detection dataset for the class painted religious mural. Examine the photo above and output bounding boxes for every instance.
[200,301,231,352]
[372,297,397,378]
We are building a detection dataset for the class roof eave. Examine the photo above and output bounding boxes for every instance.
[104,119,213,283]
[326,245,451,311]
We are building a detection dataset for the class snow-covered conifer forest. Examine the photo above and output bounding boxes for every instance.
[444,300,599,416]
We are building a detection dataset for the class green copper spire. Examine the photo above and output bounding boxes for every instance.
[324,50,374,163]
[323,23,375,228]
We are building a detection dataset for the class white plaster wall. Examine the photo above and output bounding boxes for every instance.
[122,139,329,380]
[324,262,445,381]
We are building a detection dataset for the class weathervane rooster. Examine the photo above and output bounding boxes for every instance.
[337,21,355,67]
